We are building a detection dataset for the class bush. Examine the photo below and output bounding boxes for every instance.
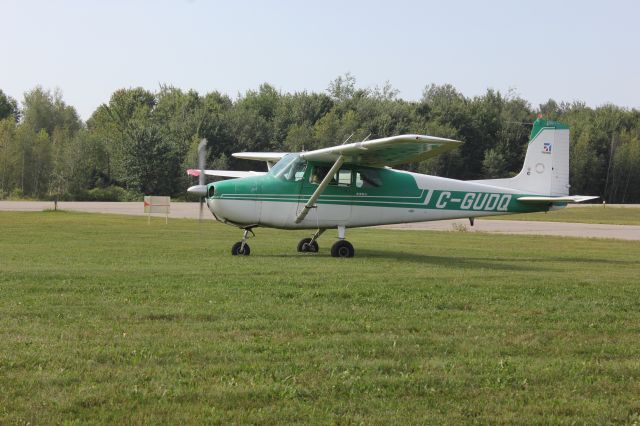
[70,186,142,202]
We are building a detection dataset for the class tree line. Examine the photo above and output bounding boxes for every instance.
[1,75,639,202]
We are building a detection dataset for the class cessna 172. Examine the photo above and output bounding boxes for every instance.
[187,117,597,257]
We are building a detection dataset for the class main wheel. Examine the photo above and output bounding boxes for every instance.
[231,241,251,256]
[297,238,319,253]
[331,240,354,258]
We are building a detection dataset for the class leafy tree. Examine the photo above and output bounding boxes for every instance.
[327,72,358,102]
[22,87,80,135]
[122,125,181,195]
[0,117,16,196]
[0,90,19,121]
[482,148,509,177]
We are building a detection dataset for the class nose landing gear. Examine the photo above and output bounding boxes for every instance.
[232,227,254,256]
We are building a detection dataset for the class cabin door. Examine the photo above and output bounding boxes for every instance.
[297,165,354,222]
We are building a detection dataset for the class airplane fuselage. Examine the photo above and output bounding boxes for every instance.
[207,159,551,230]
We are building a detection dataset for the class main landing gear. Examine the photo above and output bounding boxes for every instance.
[331,240,354,258]
[231,228,254,256]
[297,227,354,257]
[330,225,354,258]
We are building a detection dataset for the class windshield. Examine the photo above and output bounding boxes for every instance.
[269,154,307,181]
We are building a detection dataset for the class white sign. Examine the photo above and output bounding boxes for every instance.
[144,196,170,214]
[144,196,170,215]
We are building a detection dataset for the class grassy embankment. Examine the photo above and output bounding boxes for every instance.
[1,211,639,424]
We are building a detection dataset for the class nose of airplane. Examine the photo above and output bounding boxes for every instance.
[187,184,207,196]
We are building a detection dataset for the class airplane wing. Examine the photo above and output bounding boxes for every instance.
[231,152,289,171]
[231,152,288,162]
[299,134,462,166]
[187,169,266,178]
[517,195,599,204]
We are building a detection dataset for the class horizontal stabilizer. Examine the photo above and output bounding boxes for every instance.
[517,195,599,204]
[187,169,266,178]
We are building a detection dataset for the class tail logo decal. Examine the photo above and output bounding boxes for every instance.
[543,142,552,154]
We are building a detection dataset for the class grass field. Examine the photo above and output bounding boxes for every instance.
[2,211,640,424]
[484,205,640,225]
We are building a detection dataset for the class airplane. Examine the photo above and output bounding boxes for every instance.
[187,116,598,257]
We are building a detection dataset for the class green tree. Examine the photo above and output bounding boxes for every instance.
[0,117,16,196]
[0,90,19,121]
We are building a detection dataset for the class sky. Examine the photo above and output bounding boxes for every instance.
[3,0,639,120]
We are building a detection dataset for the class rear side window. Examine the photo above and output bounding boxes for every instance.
[337,169,352,186]
[355,169,382,188]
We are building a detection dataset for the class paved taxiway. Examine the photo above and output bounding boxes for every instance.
[1,201,639,241]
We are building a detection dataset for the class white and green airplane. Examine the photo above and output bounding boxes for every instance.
[188,117,597,257]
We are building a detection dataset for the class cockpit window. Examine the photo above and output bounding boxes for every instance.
[269,154,307,181]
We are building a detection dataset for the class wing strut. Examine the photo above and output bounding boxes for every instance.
[295,155,345,224]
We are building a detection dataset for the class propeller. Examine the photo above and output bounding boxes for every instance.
[187,138,208,221]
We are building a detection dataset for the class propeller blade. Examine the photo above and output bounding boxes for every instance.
[198,138,207,187]
[197,138,207,222]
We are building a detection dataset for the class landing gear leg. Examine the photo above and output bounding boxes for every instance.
[232,227,254,256]
[297,228,325,253]
[331,225,355,258]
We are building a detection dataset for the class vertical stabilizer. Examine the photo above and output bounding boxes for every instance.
[475,118,570,196]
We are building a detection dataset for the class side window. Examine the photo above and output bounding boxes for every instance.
[337,169,352,186]
[355,169,382,188]
[310,166,330,185]
[309,166,352,186]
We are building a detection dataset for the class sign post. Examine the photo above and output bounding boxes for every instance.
[143,196,170,224]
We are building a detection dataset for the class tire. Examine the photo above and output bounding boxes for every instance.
[331,240,354,258]
[297,238,319,253]
[231,241,251,256]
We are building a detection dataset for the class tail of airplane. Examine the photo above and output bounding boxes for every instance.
[477,117,571,196]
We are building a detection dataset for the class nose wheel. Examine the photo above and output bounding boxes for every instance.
[231,241,250,256]
[232,228,254,256]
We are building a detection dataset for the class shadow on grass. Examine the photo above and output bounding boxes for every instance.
[358,249,544,271]
[551,256,639,266]
[261,250,547,272]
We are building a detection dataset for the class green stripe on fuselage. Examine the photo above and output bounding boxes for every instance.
[211,165,547,214]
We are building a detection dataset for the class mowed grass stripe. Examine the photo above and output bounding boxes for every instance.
[1,211,639,424]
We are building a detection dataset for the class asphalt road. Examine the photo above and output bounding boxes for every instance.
[2,201,640,241]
